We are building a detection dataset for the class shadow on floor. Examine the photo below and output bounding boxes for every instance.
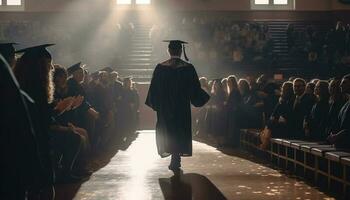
[55,131,139,200]
[159,173,227,200]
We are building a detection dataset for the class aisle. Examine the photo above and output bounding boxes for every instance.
[58,130,334,200]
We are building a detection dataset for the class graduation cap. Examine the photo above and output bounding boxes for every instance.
[100,67,113,73]
[16,44,54,59]
[163,40,189,61]
[67,62,84,75]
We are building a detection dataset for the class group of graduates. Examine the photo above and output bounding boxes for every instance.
[194,74,350,150]
[0,43,139,200]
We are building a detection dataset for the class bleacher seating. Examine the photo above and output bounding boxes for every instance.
[240,129,350,198]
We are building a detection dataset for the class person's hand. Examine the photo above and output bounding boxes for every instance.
[327,132,338,144]
[254,102,264,108]
[54,97,74,113]
[278,116,286,124]
[71,95,84,109]
[88,108,99,120]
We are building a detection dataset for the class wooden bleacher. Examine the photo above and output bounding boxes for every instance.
[240,129,350,198]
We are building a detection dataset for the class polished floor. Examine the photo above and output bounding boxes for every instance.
[56,130,335,200]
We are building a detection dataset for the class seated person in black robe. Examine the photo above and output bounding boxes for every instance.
[238,78,263,129]
[67,63,99,129]
[145,40,210,174]
[226,75,242,147]
[304,80,330,141]
[328,74,350,149]
[325,79,347,136]
[291,78,316,139]
[266,81,294,138]
[52,65,88,183]
[14,44,57,199]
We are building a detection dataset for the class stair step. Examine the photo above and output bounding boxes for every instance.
[131,46,152,49]
[119,63,153,67]
[128,54,153,57]
[128,58,153,62]
[131,50,153,54]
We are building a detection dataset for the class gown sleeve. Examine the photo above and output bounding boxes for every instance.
[189,65,210,107]
[145,65,160,111]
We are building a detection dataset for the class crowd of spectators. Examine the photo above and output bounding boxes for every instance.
[287,21,350,67]
[150,17,272,65]
[193,73,350,151]
[1,43,139,199]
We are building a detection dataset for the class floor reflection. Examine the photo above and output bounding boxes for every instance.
[55,131,335,200]
[159,173,227,200]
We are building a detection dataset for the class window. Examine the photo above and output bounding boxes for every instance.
[255,0,269,4]
[0,0,24,11]
[7,0,21,5]
[251,0,294,10]
[136,0,151,4]
[117,0,131,5]
[273,0,288,4]
[116,0,151,6]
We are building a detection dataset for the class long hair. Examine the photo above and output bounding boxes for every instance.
[14,52,54,104]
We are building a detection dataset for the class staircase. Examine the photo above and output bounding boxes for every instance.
[118,23,154,83]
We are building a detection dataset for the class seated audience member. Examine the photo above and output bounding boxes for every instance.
[266,81,295,139]
[326,79,347,136]
[222,78,229,98]
[67,63,99,129]
[291,78,316,139]
[195,77,210,136]
[261,82,279,125]
[14,44,59,200]
[52,65,89,182]
[93,70,116,148]
[327,74,350,149]
[238,79,262,128]
[119,77,140,137]
[305,82,317,102]
[226,75,242,147]
[304,81,330,141]
[207,79,227,146]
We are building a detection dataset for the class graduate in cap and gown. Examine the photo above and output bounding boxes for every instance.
[66,62,99,130]
[14,44,58,199]
[0,53,44,199]
[146,40,210,174]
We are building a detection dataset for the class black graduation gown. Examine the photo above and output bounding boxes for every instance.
[67,78,92,128]
[291,93,316,139]
[334,99,350,148]
[267,99,294,138]
[226,90,242,146]
[326,97,347,135]
[145,59,210,158]
[306,99,330,141]
[0,56,43,198]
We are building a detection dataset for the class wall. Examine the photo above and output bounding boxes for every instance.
[19,0,350,12]
[331,0,350,10]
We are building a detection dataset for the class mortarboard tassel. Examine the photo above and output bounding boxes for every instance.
[183,44,189,62]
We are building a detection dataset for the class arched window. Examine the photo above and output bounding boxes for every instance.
[251,0,294,10]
